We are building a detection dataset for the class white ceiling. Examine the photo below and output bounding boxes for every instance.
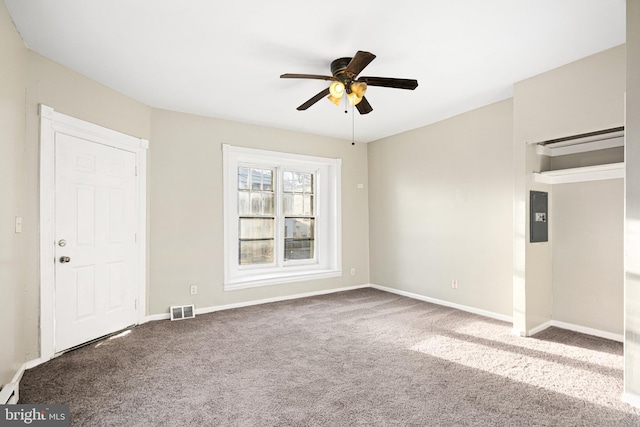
[5,0,626,143]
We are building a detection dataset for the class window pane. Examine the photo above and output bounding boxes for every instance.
[292,194,304,215]
[285,218,314,239]
[250,192,263,215]
[293,172,303,193]
[239,218,274,239]
[238,191,250,215]
[238,167,249,190]
[262,170,273,191]
[283,193,293,216]
[284,239,314,260]
[283,170,314,217]
[240,240,274,265]
[251,169,263,190]
[262,193,274,215]
[283,171,294,192]
[285,218,314,261]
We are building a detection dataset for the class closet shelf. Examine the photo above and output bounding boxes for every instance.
[533,162,625,184]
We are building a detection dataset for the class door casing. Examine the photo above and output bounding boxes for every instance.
[39,104,148,361]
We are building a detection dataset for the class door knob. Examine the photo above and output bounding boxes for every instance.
[60,256,71,263]
[58,239,67,247]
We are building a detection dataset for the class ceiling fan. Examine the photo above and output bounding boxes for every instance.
[280,51,418,115]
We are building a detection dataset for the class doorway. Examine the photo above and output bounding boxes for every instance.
[39,105,148,360]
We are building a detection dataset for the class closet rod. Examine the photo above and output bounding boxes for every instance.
[535,126,624,146]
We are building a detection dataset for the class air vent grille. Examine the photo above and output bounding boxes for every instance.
[170,304,195,321]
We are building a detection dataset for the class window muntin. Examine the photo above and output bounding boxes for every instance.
[223,145,341,290]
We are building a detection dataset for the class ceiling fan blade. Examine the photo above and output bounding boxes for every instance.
[356,97,373,115]
[281,73,336,81]
[297,88,331,110]
[344,51,376,79]
[358,76,418,90]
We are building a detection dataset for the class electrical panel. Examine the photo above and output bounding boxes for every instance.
[530,191,548,243]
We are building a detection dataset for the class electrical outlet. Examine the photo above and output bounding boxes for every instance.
[190,285,197,295]
[351,268,356,276]
[451,279,458,289]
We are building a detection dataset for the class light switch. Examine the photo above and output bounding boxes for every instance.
[15,217,22,233]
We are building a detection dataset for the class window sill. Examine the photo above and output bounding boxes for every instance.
[224,269,342,291]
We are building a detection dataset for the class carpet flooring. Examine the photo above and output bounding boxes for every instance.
[19,288,640,426]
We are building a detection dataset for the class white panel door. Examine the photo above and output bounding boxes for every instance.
[54,132,138,353]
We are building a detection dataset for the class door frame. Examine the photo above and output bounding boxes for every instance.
[39,104,148,361]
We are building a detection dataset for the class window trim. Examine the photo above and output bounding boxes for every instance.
[222,144,342,290]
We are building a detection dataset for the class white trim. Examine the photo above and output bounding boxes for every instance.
[39,105,56,361]
[223,270,342,291]
[526,320,554,337]
[370,284,513,323]
[136,143,148,325]
[622,392,640,409]
[533,162,625,184]
[145,285,370,321]
[526,319,624,342]
[25,358,46,370]
[0,363,26,404]
[38,104,148,362]
[222,144,342,289]
[146,313,172,322]
[0,383,18,404]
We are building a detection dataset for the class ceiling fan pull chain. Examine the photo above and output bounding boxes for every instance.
[352,104,355,145]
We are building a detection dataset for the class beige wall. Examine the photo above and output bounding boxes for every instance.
[625,0,640,403]
[552,179,624,334]
[21,53,152,360]
[513,44,626,333]
[148,108,370,314]
[0,0,27,386]
[514,45,625,144]
[368,99,514,317]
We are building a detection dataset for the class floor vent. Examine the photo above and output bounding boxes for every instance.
[170,304,195,321]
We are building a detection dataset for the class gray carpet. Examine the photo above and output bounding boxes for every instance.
[19,288,640,426]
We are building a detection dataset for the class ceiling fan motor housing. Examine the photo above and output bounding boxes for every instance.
[331,57,354,89]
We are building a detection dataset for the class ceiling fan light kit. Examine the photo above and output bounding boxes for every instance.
[329,81,345,98]
[280,51,418,115]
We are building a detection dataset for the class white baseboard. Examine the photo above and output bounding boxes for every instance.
[0,362,27,404]
[527,321,554,337]
[146,313,171,322]
[527,320,623,342]
[145,284,371,322]
[369,283,513,323]
[622,392,640,409]
[25,358,45,370]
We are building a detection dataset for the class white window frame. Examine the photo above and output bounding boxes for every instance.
[223,144,342,290]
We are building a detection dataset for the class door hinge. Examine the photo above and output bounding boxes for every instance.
[134,233,137,243]
[134,299,138,310]
[135,165,138,176]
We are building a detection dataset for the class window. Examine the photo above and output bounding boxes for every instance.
[223,145,341,290]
